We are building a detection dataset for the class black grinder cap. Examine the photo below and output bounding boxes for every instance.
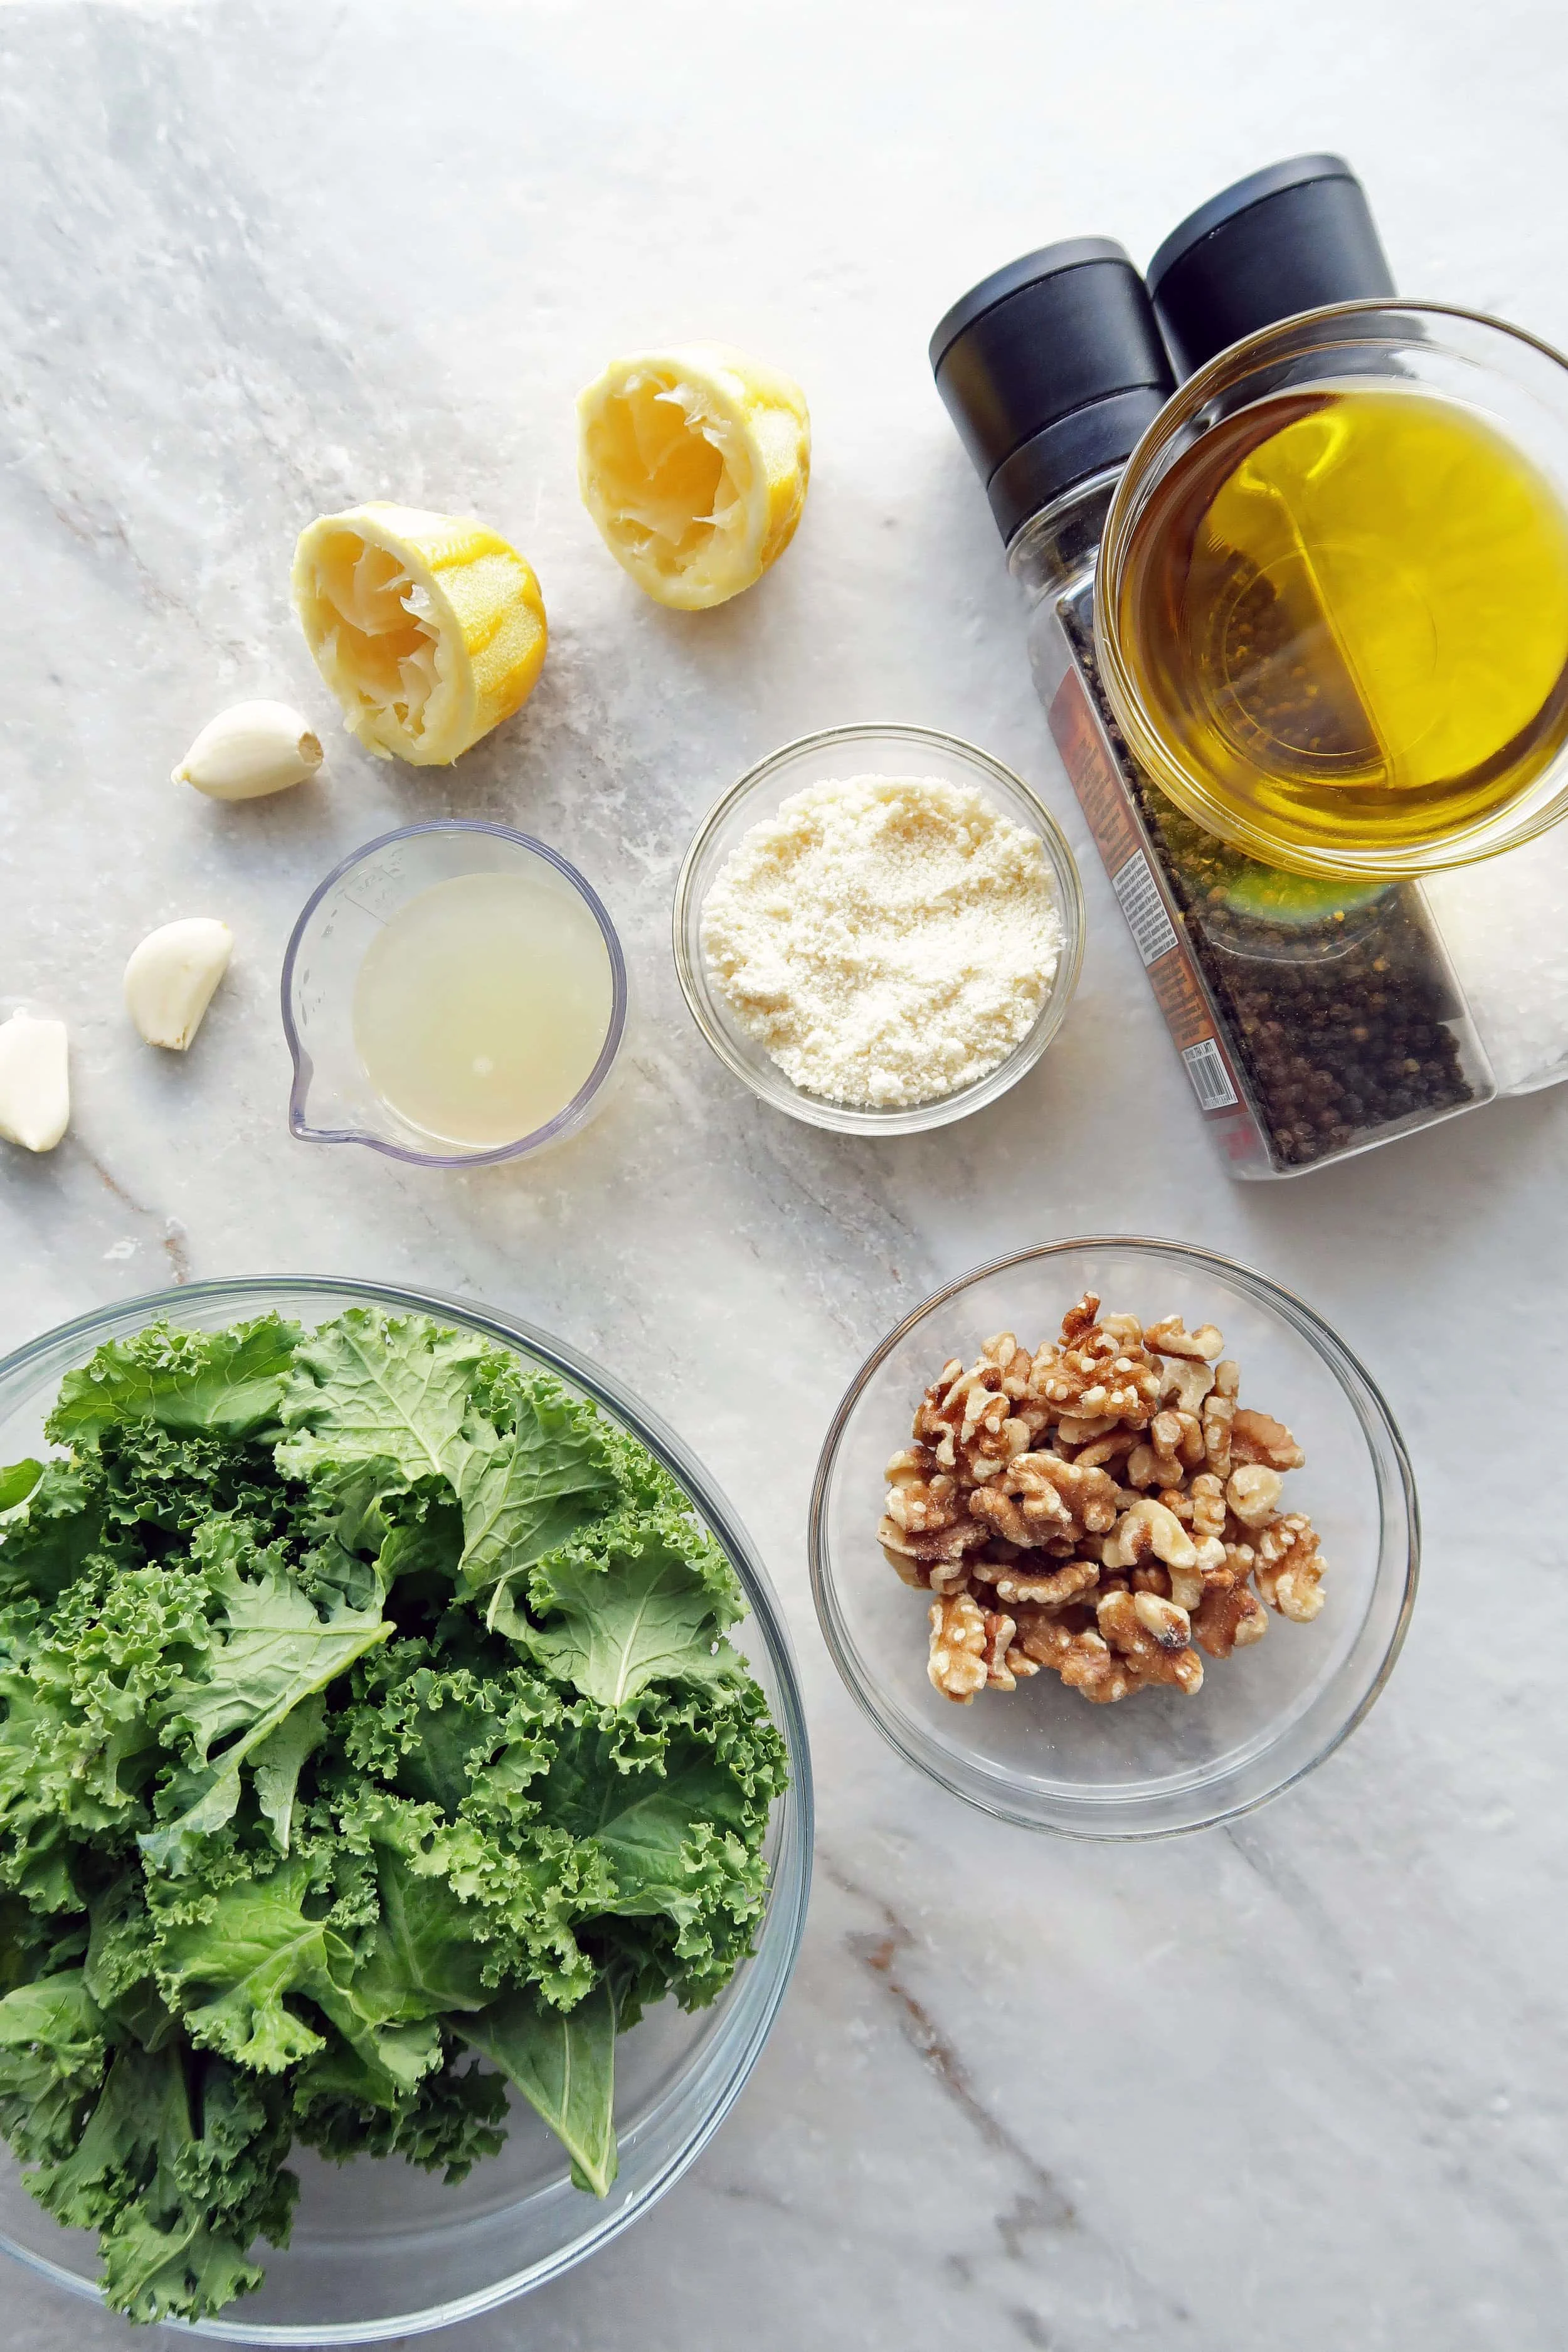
[1148,154,1396,381]
[931,238,1174,544]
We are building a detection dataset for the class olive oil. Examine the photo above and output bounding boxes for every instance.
[1116,384,1568,860]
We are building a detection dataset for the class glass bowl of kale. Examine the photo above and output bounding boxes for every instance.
[0,1278,812,2344]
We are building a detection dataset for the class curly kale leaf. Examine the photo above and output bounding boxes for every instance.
[461,1974,620,2196]
[0,1554,214,1908]
[0,1971,108,2164]
[151,1857,344,2075]
[46,1316,300,1448]
[347,1845,496,2020]
[334,1782,609,2011]
[276,1310,488,1485]
[0,1459,108,1606]
[536,1682,786,2005]
[29,2036,295,2325]
[333,1655,556,1817]
[517,1525,741,1706]
[252,1693,328,1859]
[83,1873,178,2052]
[152,1853,440,2100]
[92,1421,294,1549]
[142,1523,390,1873]
[0,1459,42,1513]
[293,2045,508,2183]
[451,1385,616,1603]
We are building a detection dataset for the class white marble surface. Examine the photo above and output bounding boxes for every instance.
[3,2,1568,2345]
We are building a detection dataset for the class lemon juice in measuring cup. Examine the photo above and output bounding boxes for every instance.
[282,823,627,1166]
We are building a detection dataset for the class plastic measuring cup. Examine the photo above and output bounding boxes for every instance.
[281,821,627,1167]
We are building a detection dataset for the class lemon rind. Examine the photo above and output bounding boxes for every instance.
[577,344,810,613]
[292,502,546,766]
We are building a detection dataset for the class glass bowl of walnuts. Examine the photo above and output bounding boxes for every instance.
[808,1237,1417,1838]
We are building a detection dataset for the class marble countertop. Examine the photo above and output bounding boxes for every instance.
[4,3,1567,2346]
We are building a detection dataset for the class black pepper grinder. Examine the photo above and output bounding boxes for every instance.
[1145,153,1396,379]
[930,159,1492,1180]
[930,236,1174,547]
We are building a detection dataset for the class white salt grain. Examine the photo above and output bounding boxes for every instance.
[701,774,1063,1108]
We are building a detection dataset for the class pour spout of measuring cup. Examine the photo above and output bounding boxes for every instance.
[283,1033,381,1152]
[278,849,400,1154]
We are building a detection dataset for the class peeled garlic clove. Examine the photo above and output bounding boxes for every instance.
[173,701,323,800]
[0,1012,69,1152]
[125,918,233,1050]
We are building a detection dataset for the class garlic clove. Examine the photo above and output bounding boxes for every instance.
[125,918,233,1051]
[0,1012,69,1152]
[173,701,324,800]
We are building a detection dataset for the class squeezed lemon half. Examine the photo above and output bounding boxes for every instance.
[292,502,547,765]
[577,344,810,610]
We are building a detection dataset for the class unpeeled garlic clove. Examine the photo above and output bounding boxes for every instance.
[125,918,233,1050]
[0,1012,69,1152]
[173,701,324,800]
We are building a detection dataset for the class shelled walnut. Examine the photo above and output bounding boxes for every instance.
[877,1294,1326,1707]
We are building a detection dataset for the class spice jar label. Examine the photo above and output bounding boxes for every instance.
[1110,851,1179,967]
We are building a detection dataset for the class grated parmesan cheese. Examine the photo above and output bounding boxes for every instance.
[700,773,1063,1108]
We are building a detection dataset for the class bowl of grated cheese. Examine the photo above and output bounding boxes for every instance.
[672,723,1086,1133]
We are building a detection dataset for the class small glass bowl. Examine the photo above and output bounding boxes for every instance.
[0,1278,812,2343]
[810,1238,1417,1838]
[282,822,628,1168]
[1096,300,1568,879]
[672,724,1085,1135]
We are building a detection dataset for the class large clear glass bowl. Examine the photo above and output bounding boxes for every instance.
[0,1278,812,2344]
[810,1238,1416,1838]
[1096,302,1568,879]
[672,723,1086,1135]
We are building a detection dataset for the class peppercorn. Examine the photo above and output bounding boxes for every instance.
[1061,602,1476,1170]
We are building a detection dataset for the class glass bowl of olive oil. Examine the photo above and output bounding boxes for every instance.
[1096,302,1568,879]
[282,822,627,1165]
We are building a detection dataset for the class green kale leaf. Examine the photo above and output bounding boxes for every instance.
[0,1459,107,1607]
[32,2037,294,2325]
[0,1459,43,1513]
[0,1971,108,2164]
[452,1382,616,1602]
[152,1857,346,2074]
[462,1975,620,2197]
[293,2046,507,2183]
[251,1693,327,1858]
[142,1524,391,1872]
[47,1316,300,1447]
[521,1526,741,1706]
[349,1846,495,2020]
[275,1310,487,1484]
